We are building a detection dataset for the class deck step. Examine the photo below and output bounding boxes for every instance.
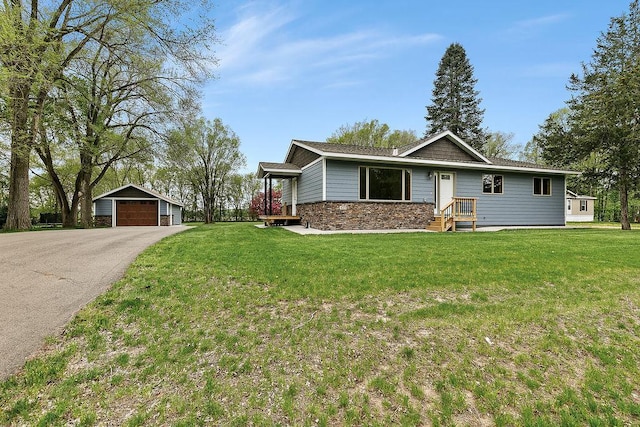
[427,217,444,232]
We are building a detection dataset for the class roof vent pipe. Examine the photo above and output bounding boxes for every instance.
[392,147,398,156]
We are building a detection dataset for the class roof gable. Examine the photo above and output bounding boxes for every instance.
[399,131,491,164]
[93,183,183,206]
[566,190,597,200]
[257,162,302,178]
[405,137,478,162]
[285,143,322,167]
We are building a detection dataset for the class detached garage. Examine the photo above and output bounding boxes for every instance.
[93,184,183,227]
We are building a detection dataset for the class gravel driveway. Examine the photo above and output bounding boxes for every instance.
[0,226,187,380]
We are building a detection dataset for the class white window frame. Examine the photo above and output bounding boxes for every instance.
[580,200,588,211]
[533,177,552,196]
[359,166,412,201]
[482,174,504,194]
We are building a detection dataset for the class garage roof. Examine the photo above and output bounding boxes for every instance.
[93,183,183,206]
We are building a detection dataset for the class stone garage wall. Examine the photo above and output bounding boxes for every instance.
[94,215,112,227]
[296,201,434,231]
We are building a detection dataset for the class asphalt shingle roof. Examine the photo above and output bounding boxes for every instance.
[292,139,574,172]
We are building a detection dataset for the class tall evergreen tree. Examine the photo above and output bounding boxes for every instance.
[564,0,640,230]
[425,43,487,151]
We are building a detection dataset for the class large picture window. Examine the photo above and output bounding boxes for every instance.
[482,174,503,194]
[359,167,411,201]
[533,177,552,196]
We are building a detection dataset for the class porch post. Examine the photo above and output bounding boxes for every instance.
[268,176,273,215]
[263,177,268,215]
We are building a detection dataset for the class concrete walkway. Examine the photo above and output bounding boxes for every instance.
[257,224,570,235]
[0,226,187,380]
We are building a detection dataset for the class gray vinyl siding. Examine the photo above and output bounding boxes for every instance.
[160,200,169,214]
[298,160,324,203]
[412,167,435,203]
[281,180,292,205]
[172,205,182,224]
[455,170,565,226]
[326,160,357,200]
[94,199,112,216]
[325,160,435,203]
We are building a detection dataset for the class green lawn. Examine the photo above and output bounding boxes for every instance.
[1,224,640,426]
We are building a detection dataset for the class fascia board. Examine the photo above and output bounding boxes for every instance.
[321,152,578,175]
[93,183,183,206]
[285,140,326,163]
[262,168,302,175]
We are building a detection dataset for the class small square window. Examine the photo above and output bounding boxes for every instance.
[533,177,552,196]
[482,174,503,194]
[580,200,588,211]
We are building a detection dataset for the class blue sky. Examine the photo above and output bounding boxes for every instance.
[201,0,631,172]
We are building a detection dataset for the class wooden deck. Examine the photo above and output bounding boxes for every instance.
[259,215,302,226]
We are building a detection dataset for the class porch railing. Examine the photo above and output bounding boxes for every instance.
[439,197,477,231]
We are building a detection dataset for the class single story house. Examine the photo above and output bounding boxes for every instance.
[257,130,577,231]
[566,190,597,222]
[93,184,183,227]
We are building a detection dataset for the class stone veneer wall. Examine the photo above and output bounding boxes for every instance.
[296,201,434,231]
[160,215,170,226]
[94,215,112,227]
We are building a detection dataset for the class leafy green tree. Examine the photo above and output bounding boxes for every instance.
[0,0,216,230]
[534,108,615,219]
[484,131,519,159]
[564,1,640,229]
[535,108,575,166]
[151,165,195,216]
[34,37,171,227]
[166,118,246,224]
[327,119,417,148]
[225,173,259,221]
[425,43,487,150]
[520,136,545,164]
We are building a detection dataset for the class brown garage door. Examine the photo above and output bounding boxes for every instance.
[116,200,158,226]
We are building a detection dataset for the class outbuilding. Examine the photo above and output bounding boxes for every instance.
[93,184,183,227]
[566,190,597,222]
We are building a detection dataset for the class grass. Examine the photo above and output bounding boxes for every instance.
[1,223,639,425]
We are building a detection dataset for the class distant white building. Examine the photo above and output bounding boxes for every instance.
[566,190,597,222]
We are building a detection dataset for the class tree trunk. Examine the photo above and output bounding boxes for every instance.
[5,84,34,230]
[202,196,212,224]
[5,152,32,230]
[620,180,631,230]
[58,197,79,227]
[80,174,94,228]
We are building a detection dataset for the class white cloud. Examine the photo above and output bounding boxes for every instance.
[508,13,570,34]
[216,3,442,87]
[217,5,296,70]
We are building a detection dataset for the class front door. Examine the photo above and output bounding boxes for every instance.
[437,172,455,214]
